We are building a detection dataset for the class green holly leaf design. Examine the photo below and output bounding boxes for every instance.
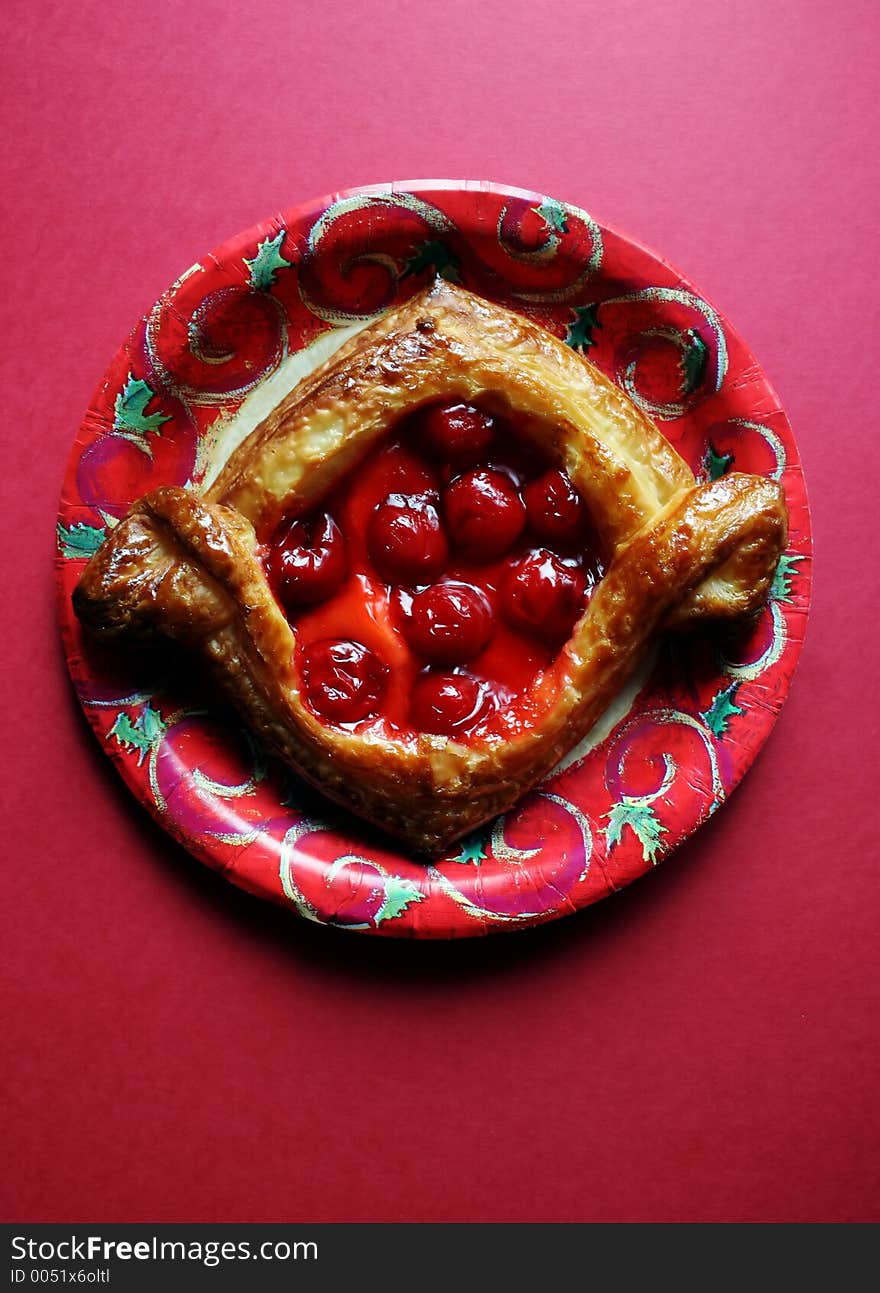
[681,331,709,395]
[244,229,292,291]
[113,374,171,456]
[109,704,166,766]
[375,875,425,924]
[605,800,667,865]
[701,683,743,738]
[532,199,569,235]
[402,240,461,282]
[56,521,106,559]
[565,304,602,352]
[704,441,734,481]
[453,831,489,866]
[139,705,166,744]
[770,552,804,604]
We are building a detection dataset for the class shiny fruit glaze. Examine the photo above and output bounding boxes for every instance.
[417,402,495,466]
[264,401,606,739]
[501,549,589,645]
[443,468,527,559]
[523,468,591,550]
[268,512,347,611]
[401,581,494,665]
[410,672,495,735]
[299,639,387,723]
[367,493,448,585]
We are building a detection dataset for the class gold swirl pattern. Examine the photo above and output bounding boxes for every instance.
[605,287,728,420]
[507,204,604,302]
[728,418,787,481]
[720,600,787,682]
[83,688,156,709]
[299,192,455,324]
[495,206,564,265]
[190,732,267,800]
[278,823,423,929]
[278,818,336,923]
[608,708,725,814]
[145,271,289,408]
[426,792,594,923]
[141,706,269,846]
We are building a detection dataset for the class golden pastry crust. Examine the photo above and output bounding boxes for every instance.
[207,280,693,548]
[73,281,788,855]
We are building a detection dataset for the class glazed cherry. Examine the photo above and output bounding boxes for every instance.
[300,639,387,723]
[367,493,449,585]
[523,469,589,549]
[268,512,347,611]
[443,469,526,560]
[415,402,495,466]
[501,549,588,644]
[410,671,490,735]
[403,581,494,665]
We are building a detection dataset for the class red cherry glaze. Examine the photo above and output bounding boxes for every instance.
[501,549,588,644]
[268,512,347,610]
[410,671,492,735]
[268,414,606,741]
[403,581,494,665]
[443,469,526,560]
[523,468,589,549]
[366,493,449,585]
[415,402,495,466]
[300,639,387,723]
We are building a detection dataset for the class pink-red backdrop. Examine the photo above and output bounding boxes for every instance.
[2,0,877,1222]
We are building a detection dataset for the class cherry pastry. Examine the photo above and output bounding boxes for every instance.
[73,279,788,856]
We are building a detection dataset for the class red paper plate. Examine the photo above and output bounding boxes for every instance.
[56,180,811,938]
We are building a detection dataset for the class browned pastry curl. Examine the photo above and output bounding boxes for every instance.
[74,281,788,855]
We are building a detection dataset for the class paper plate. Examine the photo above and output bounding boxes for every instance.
[56,180,811,938]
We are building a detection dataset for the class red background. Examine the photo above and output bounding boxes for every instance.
[2,0,877,1222]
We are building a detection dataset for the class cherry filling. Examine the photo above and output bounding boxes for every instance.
[401,581,494,665]
[416,402,495,466]
[410,672,495,735]
[268,512,347,611]
[523,468,590,549]
[265,400,606,736]
[443,468,526,559]
[300,639,387,723]
[501,549,589,645]
[367,492,448,585]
